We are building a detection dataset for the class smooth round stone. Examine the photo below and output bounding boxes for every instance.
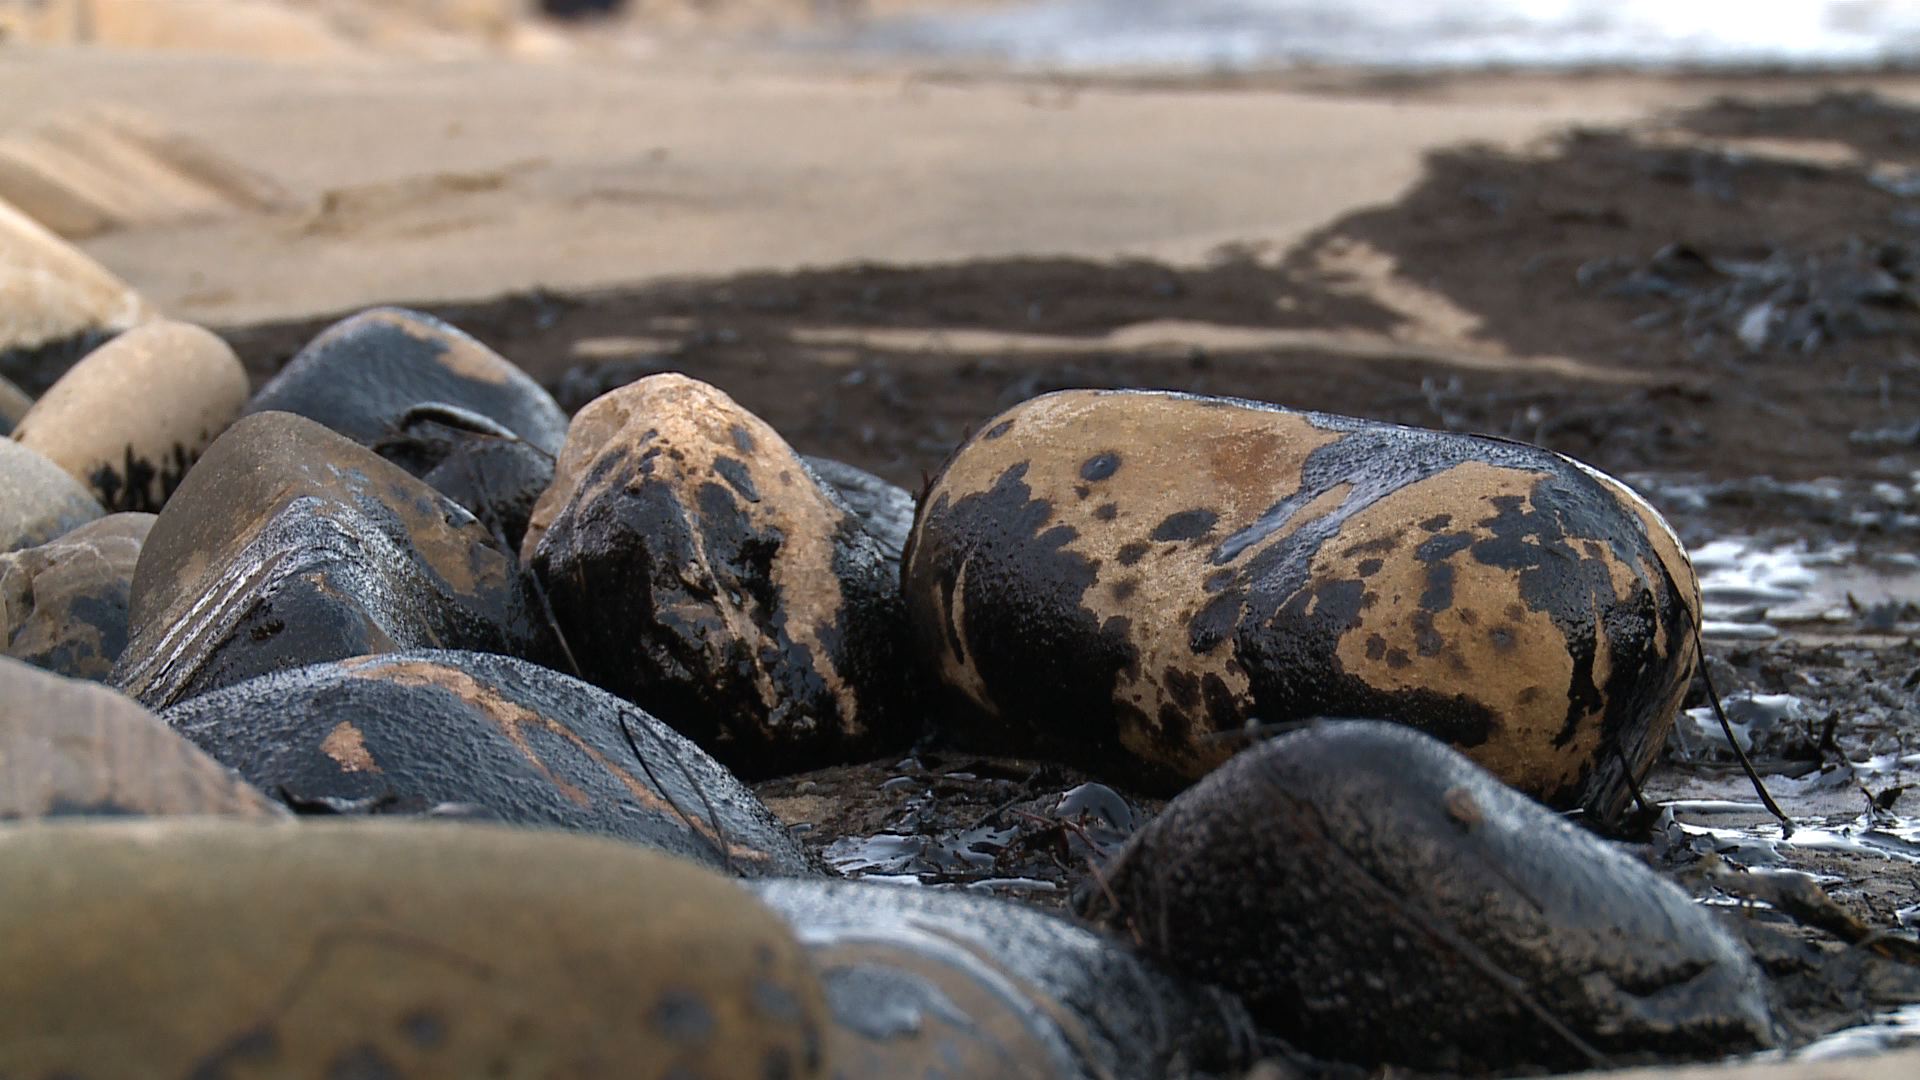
[804,454,915,576]
[0,656,282,820]
[0,373,30,435]
[113,411,553,709]
[0,195,153,395]
[1079,721,1777,1074]
[0,437,103,553]
[163,649,817,876]
[12,320,247,512]
[525,374,912,778]
[751,879,1255,1080]
[0,819,831,1079]
[1,512,151,680]
[247,307,568,547]
[904,389,1700,821]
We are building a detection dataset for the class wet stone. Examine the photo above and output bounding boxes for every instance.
[0,437,103,553]
[1080,720,1778,1074]
[0,373,29,436]
[0,195,152,395]
[903,388,1702,822]
[525,374,912,778]
[1,512,151,681]
[247,307,568,549]
[162,649,817,877]
[0,656,284,820]
[0,819,831,1079]
[112,411,553,709]
[12,320,248,512]
[750,878,1255,1080]
[803,455,916,577]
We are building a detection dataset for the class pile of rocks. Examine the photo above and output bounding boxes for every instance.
[2,231,1780,1076]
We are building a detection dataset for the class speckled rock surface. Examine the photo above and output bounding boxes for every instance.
[0,819,830,1079]
[1080,721,1776,1074]
[113,411,553,709]
[0,437,103,553]
[904,388,1700,821]
[163,649,817,876]
[1,512,151,680]
[247,306,568,547]
[12,320,247,511]
[0,656,283,820]
[751,878,1256,1080]
[526,374,912,777]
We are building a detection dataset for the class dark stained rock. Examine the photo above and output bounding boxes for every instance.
[0,656,284,820]
[0,437,103,553]
[0,373,28,436]
[162,649,817,877]
[1,512,151,680]
[1079,721,1777,1074]
[751,878,1257,1080]
[804,454,915,576]
[903,388,1701,822]
[246,306,567,548]
[112,411,554,709]
[0,196,152,395]
[524,374,913,777]
[0,819,831,1079]
[12,320,247,512]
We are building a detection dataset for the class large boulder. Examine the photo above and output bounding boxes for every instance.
[751,878,1256,1080]
[247,306,567,547]
[525,374,912,777]
[0,195,152,394]
[1,512,152,680]
[113,411,553,708]
[0,819,830,1079]
[163,650,817,876]
[1079,721,1777,1074]
[12,320,247,511]
[0,656,282,820]
[0,436,103,553]
[904,389,1700,821]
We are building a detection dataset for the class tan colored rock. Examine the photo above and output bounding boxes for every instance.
[0,373,29,435]
[0,655,282,819]
[0,195,152,392]
[0,818,831,1079]
[14,320,247,511]
[0,437,102,553]
[525,373,910,777]
[1,512,151,680]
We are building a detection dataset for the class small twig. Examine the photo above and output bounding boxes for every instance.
[1694,625,1795,838]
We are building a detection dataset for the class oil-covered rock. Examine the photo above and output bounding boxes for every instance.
[903,388,1699,820]
[0,436,103,553]
[0,819,831,1079]
[804,454,915,577]
[163,649,817,876]
[750,878,1256,1080]
[112,411,553,709]
[525,374,911,777]
[247,306,567,547]
[1,512,151,680]
[0,194,152,395]
[1079,720,1777,1074]
[11,319,247,511]
[0,656,283,820]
